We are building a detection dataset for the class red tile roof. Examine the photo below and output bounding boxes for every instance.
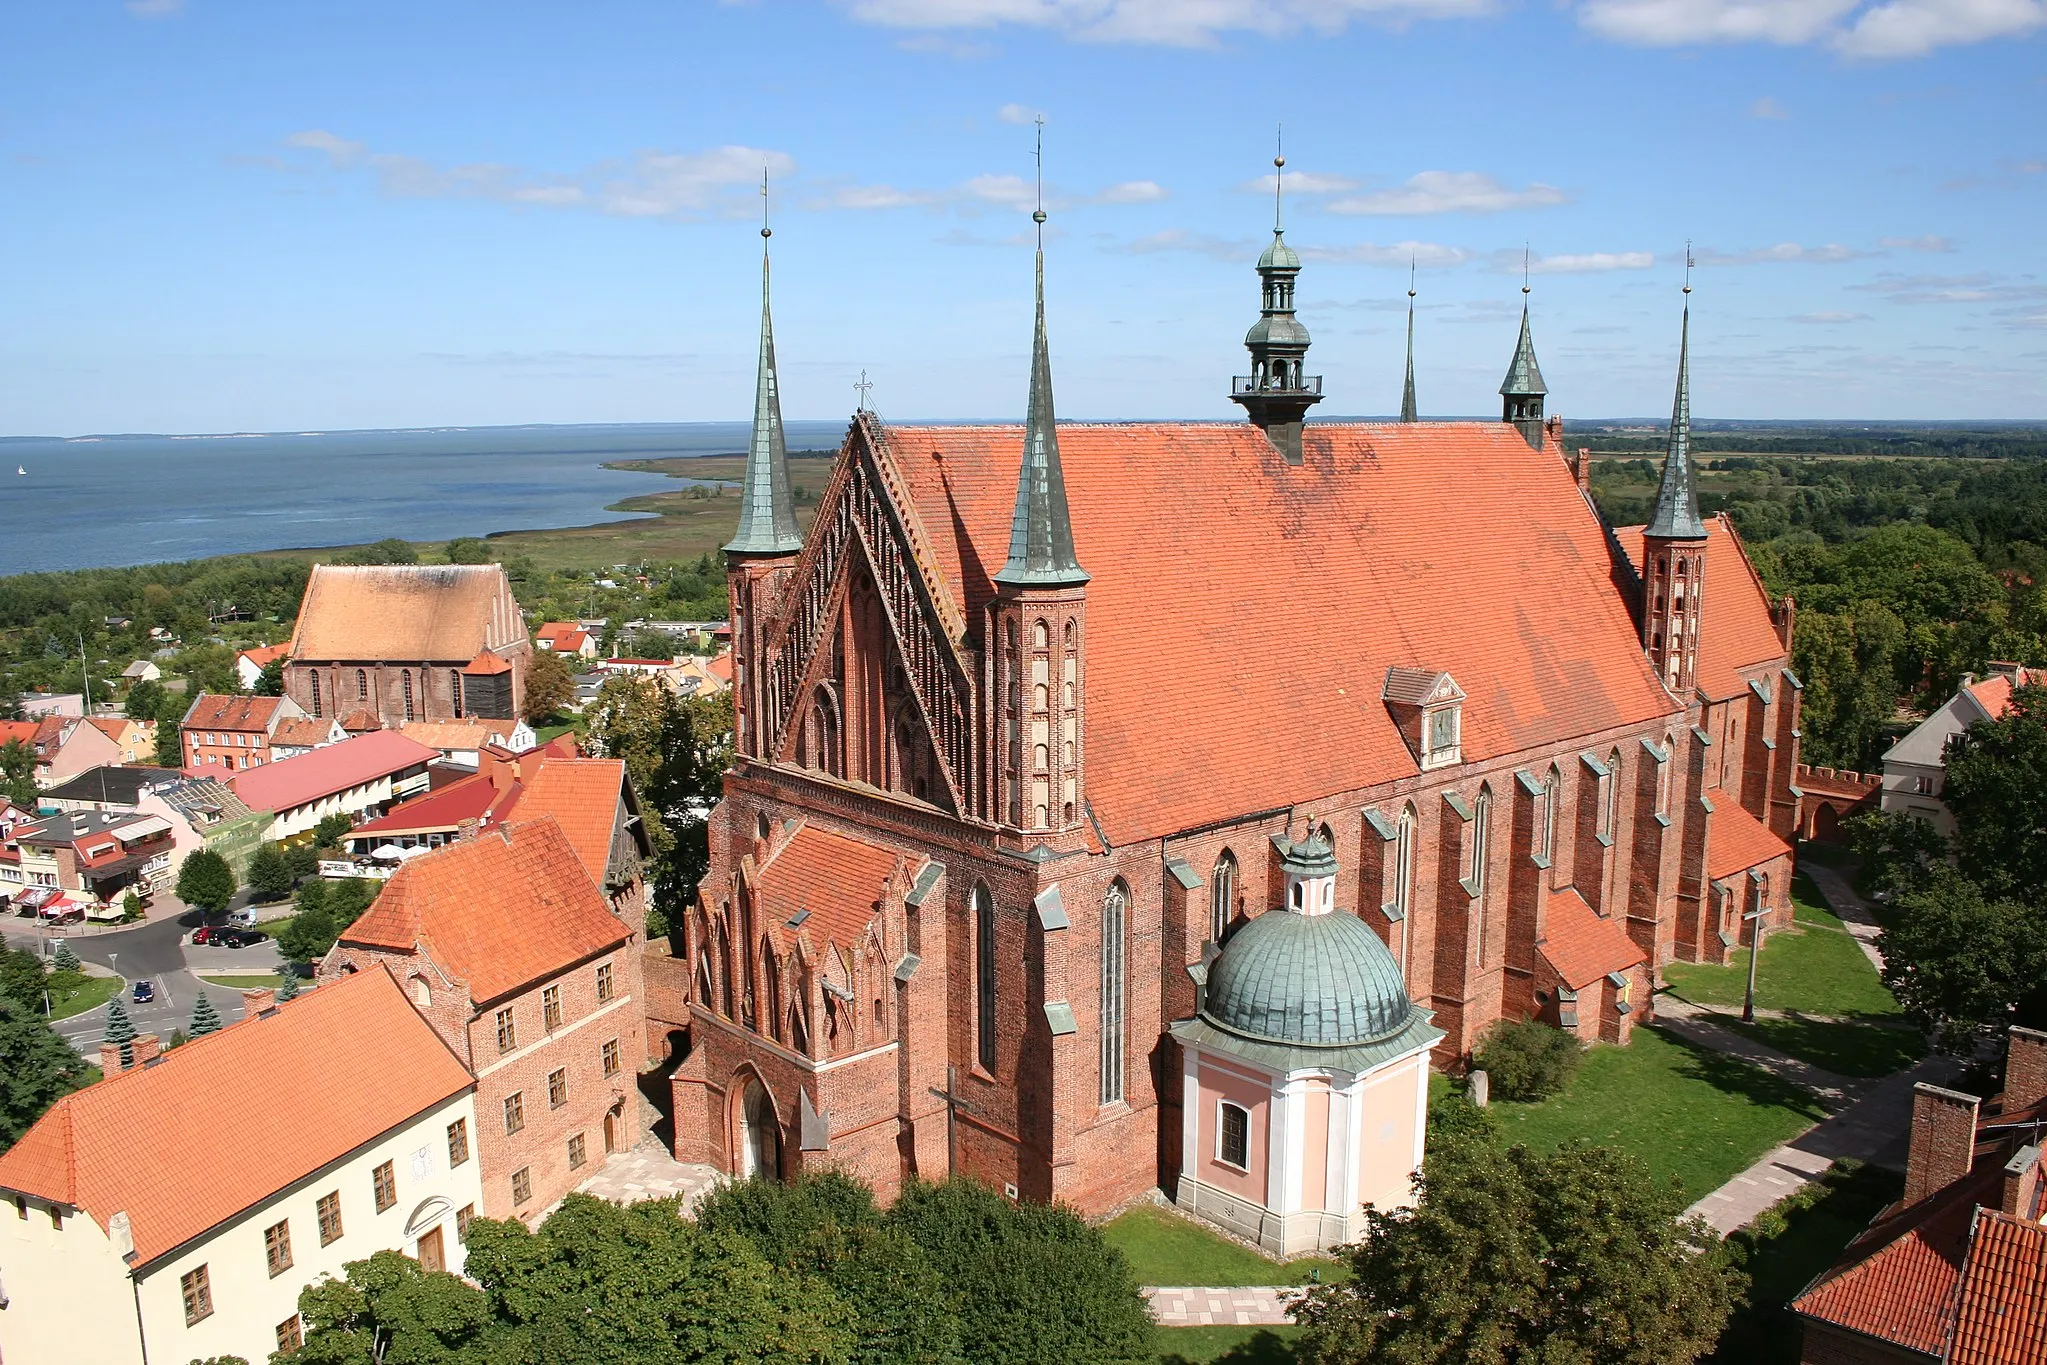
[752,823,902,948]
[338,707,383,733]
[1795,1177,1981,1357]
[0,965,472,1266]
[706,653,733,682]
[536,621,582,643]
[462,650,512,675]
[1706,789,1793,881]
[1538,886,1646,990]
[183,693,286,733]
[1965,669,2033,721]
[290,563,519,663]
[0,719,41,750]
[1949,1210,2047,1365]
[887,421,1679,846]
[228,729,438,813]
[342,818,629,1003]
[348,771,516,838]
[237,642,291,670]
[511,758,630,887]
[1617,516,1786,702]
[271,716,334,748]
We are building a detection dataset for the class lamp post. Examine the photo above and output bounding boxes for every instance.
[1740,903,1770,1024]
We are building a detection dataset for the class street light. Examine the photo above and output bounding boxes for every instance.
[1741,903,1770,1024]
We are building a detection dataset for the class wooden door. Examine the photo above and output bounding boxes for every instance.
[417,1225,444,1274]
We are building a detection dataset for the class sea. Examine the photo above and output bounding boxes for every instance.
[0,420,849,577]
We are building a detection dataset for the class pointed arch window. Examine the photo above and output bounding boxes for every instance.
[355,669,368,700]
[1100,881,1128,1106]
[974,884,997,1072]
[451,669,464,719]
[401,670,415,722]
[1210,850,1237,942]
[1393,806,1416,922]
[309,673,322,718]
[1657,736,1674,816]
[1541,765,1560,865]
[761,940,782,1043]
[1603,748,1623,839]
[1470,784,1493,962]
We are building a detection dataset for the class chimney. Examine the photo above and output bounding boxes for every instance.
[2007,1025,2047,1114]
[129,1034,162,1067]
[1988,661,2023,679]
[1545,414,1564,454]
[1905,1083,1982,1205]
[98,1041,125,1076]
[2003,1144,2041,1219]
[1774,595,1798,653]
[241,987,276,1015]
[1573,447,1592,493]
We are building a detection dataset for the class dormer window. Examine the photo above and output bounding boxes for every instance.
[1426,707,1460,765]
[1383,667,1466,772]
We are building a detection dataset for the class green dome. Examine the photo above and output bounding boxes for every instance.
[1258,229,1300,271]
[1202,909,1416,1047]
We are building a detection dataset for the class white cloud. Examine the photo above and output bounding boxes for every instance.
[1520,250,1657,273]
[1326,171,1568,216]
[1299,239,1471,266]
[1749,95,1789,118]
[1695,241,1872,264]
[1116,228,1258,260]
[996,102,1044,124]
[1238,169,1363,194]
[1791,311,1873,323]
[1095,179,1168,204]
[1834,0,2046,56]
[1877,233,1955,251]
[125,0,184,15]
[1851,272,2047,304]
[1575,0,2044,57]
[842,0,1496,48]
[807,183,941,210]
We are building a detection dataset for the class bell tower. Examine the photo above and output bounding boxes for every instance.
[1641,269,1709,694]
[1500,264,1548,450]
[1229,141,1322,465]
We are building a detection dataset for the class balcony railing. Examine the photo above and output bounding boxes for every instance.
[1232,374,1324,396]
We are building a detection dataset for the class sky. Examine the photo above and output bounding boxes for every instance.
[2,0,2044,435]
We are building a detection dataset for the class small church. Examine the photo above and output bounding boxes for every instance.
[666,168,1800,1242]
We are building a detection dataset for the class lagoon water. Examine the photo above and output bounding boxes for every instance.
[0,420,849,576]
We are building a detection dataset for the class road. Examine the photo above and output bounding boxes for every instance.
[7,910,290,1057]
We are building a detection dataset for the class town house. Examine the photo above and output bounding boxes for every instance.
[228,729,439,839]
[180,692,309,773]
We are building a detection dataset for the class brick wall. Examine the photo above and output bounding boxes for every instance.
[1796,1318,1934,1365]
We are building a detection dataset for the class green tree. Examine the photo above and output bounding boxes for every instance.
[0,947,48,1016]
[277,965,301,1001]
[0,997,88,1146]
[446,537,492,565]
[292,1249,495,1365]
[188,992,222,1037]
[175,848,236,916]
[253,655,288,696]
[1471,1017,1582,1102]
[275,904,338,964]
[1941,683,2047,900]
[0,739,35,808]
[151,691,187,768]
[245,844,295,901]
[324,877,377,931]
[124,676,164,721]
[1878,865,2047,1051]
[121,890,142,921]
[585,674,672,798]
[50,942,80,973]
[647,691,734,934]
[103,997,137,1068]
[313,812,355,846]
[281,840,320,883]
[1845,809,1949,900]
[522,648,576,723]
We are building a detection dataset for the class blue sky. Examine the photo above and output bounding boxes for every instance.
[2,0,2043,434]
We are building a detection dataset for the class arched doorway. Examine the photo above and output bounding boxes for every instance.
[603,1099,625,1155]
[737,1076,781,1180]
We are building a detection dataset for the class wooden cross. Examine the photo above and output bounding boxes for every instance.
[854,370,874,412]
[927,1063,972,1177]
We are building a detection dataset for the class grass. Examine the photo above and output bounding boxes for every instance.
[196,973,287,989]
[1723,1015,1924,1079]
[1485,1028,1828,1202]
[1706,1162,1902,1365]
[1103,1205,1341,1287]
[1790,871,1847,931]
[1661,920,1899,1020]
[1156,1326,1302,1363]
[46,973,121,1021]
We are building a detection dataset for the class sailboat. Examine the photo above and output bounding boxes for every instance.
[14,466,23,477]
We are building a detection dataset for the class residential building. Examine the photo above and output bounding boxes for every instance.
[85,715,157,764]
[670,653,733,699]
[283,564,531,727]
[397,718,537,768]
[228,729,438,839]
[119,660,161,684]
[535,621,597,659]
[1792,1026,2047,1363]
[669,213,1798,1209]
[2,808,178,911]
[0,714,125,789]
[321,818,646,1219]
[271,715,345,760]
[17,694,83,720]
[40,766,270,881]
[0,968,481,1365]
[180,693,310,774]
[234,642,291,691]
[1881,663,2036,838]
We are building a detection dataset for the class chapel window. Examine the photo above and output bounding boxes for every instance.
[356,668,367,700]
[402,671,415,722]
[1541,765,1560,864]
[1032,621,1048,649]
[1656,739,1673,816]
[1218,1102,1250,1170]
[1100,881,1127,1107]
[309,673,322,718]
[1210,849,1237,943]
[1470,784,1493,961]
[451,670,464,719]
[1604,748,1623,837]
[975,884,997,1072]
[1393,806,1416,925]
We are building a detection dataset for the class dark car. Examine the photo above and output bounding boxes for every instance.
[191,925,255,947]
[131,980,155,1003]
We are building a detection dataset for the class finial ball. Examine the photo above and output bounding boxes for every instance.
[1682,283,1691,295]
[1522,284,1531,295]
[761,227,772,239]
[1032,209,1047,224]
[1274,154,1286,169]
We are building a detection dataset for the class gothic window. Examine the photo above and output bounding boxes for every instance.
[1723,715,1740,789]
[761,940,782,1043]
[716,919,734,1018]
[974,884,997,1072]
[1064,619,1075,647]
[1603,748,1623,838]
[1394,806,1416,923]
[1210,849,1237,942]
[309,673,322,718]
[1541,765,1560,864]
[789,996,810,1054]
[451,670,464,719]
[1034,742,1048,771]
[1099,881,1127,1106]
[1656,739,1674,816]
[1315,822,1334,850]
[1032,620,1048,649]
[1033,683,1049,712]
[402,670,415,722]
[1470,784,1492,943]
[355,669,367,700]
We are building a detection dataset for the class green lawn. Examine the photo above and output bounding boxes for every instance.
[1790,872,1846,931]
[197,973,288,989]
[1486,1028,1828,1201]
[46,973,121,1021]
[1661,920,1899,1020]
[1103,1205,1341,1287]
[1723,1015,1923,1079]
[1156,1325,1302,1363]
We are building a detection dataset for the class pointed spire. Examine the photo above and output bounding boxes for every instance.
[1399,260,1419,423]
[724,170,803,557]
[1499,257,1548,449]
[996,122,1087,589]
[1647,260,1707,540]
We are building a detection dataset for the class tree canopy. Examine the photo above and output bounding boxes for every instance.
[0,739,36,808]
[522,648,575,724]
[1,996,92,1147]
[174,848,237,916]
[1941,684,2047,901]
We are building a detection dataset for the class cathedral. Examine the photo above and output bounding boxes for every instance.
[668,184,1800,1227]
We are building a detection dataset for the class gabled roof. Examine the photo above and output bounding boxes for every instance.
[461,650,512,676]
[0,965,472,1266]
[337,707,382,733]
[886,420,1676,845]
[1618,515,1786,701]
[1538,886,1647,990]
[752,823,902,949]
[347,771,515,839]
[0,719,38,750]
[341,818,629,1003]
[513,758,636,888]
[182,693,287,733]
[1706,789,1793,881]
[42,766,182,805]
[290,563,520,663]
[229,729,438,814]
[1964,669,2031,723]
[271,717,337,748]
[1949,1210,2047,1365]
[1794,1172,1984,1357]
[398,720,522,752]
[237,642,291,670]
[536,621,583,644]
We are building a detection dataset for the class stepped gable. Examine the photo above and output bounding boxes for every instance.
[290,563,516,662]
[888,419,1675,845]
[750,823,903,948]
[0,965,471,1266]
[1538,886,1646,990]
[1618,514,1784,702]
[341,817,627,1003]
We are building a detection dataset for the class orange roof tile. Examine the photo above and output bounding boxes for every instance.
[342,818,629,1003]
[887,421,1679,846]
[271,716,334,748]
[536,621,582,642]
[1965,669,2035,721]
[1537,886,1646,990]
[752,823,902,948]
[229,729,438,813]
[290,563,520,663]
[0,720,38,750]
[349,771,514,837]
[1617,515,1786,702]
[1706,789,1793,881]
[237,642,291,669]
[0,965,472,1266]
[1949,1210,2047,1365]
[511,758,631,887]
[398,720,520,751]
[1795,1171,1990,1357]
[706,653,733,681]
[338,707,382,733]
[182,693,286,733]
[462,650,512,675]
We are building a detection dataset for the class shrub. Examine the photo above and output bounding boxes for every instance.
[1474,1016,1584,1102]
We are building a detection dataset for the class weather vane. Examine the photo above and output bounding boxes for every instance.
[1274,124,1285,233]
[1408,254,1417,301]
[1522,244,1531,296]
[1033,115,1047,239]
[761,165,771,240]
[1683,239,1694,295]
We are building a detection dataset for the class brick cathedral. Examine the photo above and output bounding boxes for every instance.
[668,187,1800,1219]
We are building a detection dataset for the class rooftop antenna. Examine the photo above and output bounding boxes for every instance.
[1033,114,1047,243]
[1273,124,1285,233]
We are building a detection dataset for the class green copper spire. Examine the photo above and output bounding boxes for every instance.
[725,190,803,558]
[995,132,1087,590]
[1499,259,1547,449]
[1399,264,1419,423]
[1647,295,1707,541]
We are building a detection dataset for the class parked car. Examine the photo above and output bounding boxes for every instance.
[195,927,258,949]
[131,980,154,1004]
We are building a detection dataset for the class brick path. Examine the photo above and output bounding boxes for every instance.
[1145,1286,1297,1326]
[571,1143,726,1214]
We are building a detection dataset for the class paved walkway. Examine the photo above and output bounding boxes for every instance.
[572,1143,725,1214]
[1652,996,1868,1107]
[1146,1286,1297,1326]
[1799,860,1887,972]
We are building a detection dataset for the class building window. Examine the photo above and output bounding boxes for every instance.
[495,1007,516,1053]
[264,1219,293,1277]
[567,1133,587,1169]
[1218,1102,1249,1170]
[456,1204,475,1242]
[602,1038,621,1077]
[316,1191,343,1246]
[1393,804,1416,921]
[372,1160,396,1212]
[447,1118,469,1168]
[1470,784,1492,903]
[1209,849,1237,942]
[277,1315,304,1353]
[542,985,563,1031]
[548,1068,568,1109]
[511,1168,532,1206]
[595,962,614,1003]
[975,883,997,1072]
[1541,765,1560,864]
[1426,705,1460,765]
[356,668,368,700]
[402,670,415,721]
[451,669,464,719]
[1099,881,1127,1106]
[1657,742,1673,815]
[1604,748,1623,837]
[504,1092,525,1134]
[309,673,322,718]
[181,1264,213,1325]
